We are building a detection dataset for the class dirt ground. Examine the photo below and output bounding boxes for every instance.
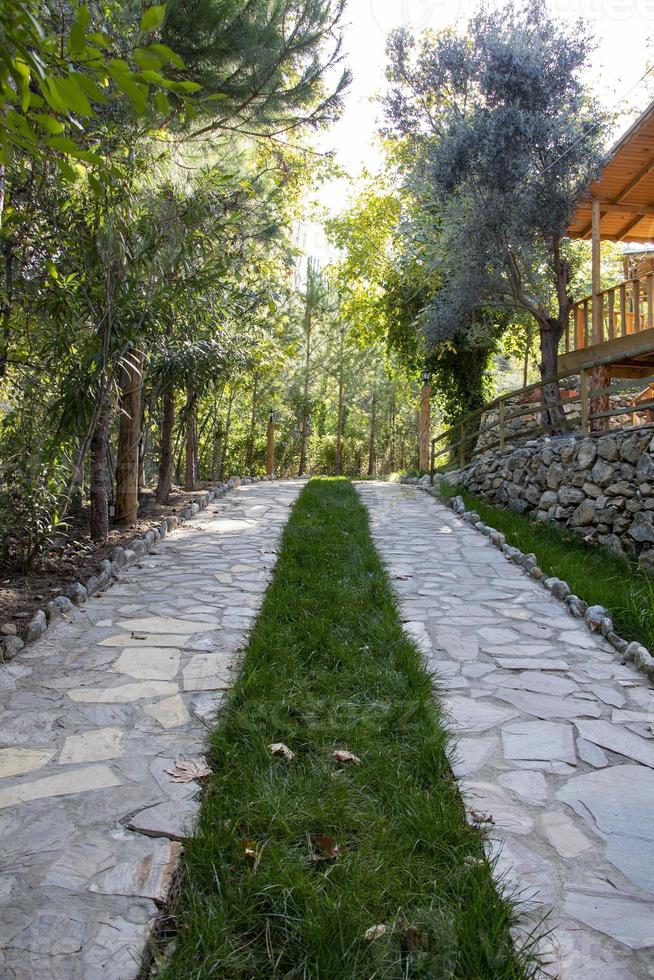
[0,484,217,629]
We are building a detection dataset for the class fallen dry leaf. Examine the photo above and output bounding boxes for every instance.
[165,757,211,782]
[308,832,344,862]
[131,631,148,640]
[364,924,388,942]
[402,924,422,953]
[268,742,295,761]
[333,749,361,765]
[242,838,258,858]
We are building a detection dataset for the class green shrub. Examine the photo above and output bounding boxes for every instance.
[0,461,67,572]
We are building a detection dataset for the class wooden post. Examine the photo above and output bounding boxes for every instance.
[429,439,435,486]
[419,376,431,472]
[459,421,466,469]
[619,283,627,336]
[647,273,654,329]
[580,368,589,435]
[632,278,640,334]
[266,410,274,478]
[498,399,506,452]
[607,289,615,341]
[591,197,602,345]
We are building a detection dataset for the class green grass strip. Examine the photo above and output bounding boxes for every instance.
[156,478,528,979]
[440,482,654,651]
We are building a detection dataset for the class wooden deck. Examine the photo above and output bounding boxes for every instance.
[558,325,654,378]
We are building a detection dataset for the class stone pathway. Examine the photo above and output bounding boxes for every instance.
[0,480,302,980]
[357,481,654,980]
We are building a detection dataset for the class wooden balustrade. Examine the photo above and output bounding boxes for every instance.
[567,272,654,355]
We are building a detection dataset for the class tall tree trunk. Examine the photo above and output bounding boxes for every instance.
[156,387,175,504]
[539,318,567,434]
[217,425,223,480]
[0,242,13,381]
[539,241,571,435]
[298,313,312,477]
[335,368,344,476]
[389,392,396,471]
[246,375,258,473]
[184,389,197,491]
[367,393,377,477]
[219,390,234,480]
[115,350,144,527]
[90,409,111,542]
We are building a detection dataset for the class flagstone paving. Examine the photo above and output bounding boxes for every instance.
[0,480,303,980]
[358,481,654,980]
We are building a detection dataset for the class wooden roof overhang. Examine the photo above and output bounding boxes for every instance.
[568,101,654,243]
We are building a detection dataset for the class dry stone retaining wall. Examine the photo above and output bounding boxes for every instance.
[450,425,654,570]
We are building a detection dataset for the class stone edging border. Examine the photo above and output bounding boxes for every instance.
[0,475,276,663]
[400,476,654,683]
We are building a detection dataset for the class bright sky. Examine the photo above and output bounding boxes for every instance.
[303,0,654,260]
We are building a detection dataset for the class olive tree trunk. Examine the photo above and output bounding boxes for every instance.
[90,409,111,542]
[156,388,175,505]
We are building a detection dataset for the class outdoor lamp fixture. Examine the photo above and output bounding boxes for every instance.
[421,368,430,384]
[268,408,274,423]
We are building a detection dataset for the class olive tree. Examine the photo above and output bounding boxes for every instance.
[385,0,605,430]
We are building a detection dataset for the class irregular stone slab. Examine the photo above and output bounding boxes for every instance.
[118,616,218,634]
[563,890,654,950]
[495,657,570,671]
[144,695,190,729]
[0,764,121,809]
[68,681,178,703]
[81,912,157,980]
[494,689,603,720]
[113,647,181,680]
[577,737,609,768]
[90,839,182,904]
[127,800,199,841]
[58,727,124,764]
[501,721,576,764]
[490,671,578,696]
[491,836,556,910]
[0,747,53,779]
[432,627,480,661]
[461,780,534,834]
[182,654,234,691]
[449,737,496,776]
[498,769,548,805]
[575,720,654,768]
[541,811,594,858]
[443,695,518,734]
[99,633,190,648]
[558,766,654,895]
[43,838,117,889]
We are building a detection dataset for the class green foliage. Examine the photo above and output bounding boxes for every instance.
[0,0,189,176]
[163,0,351,138]
[0,459,66,571]
[384,0,607,412]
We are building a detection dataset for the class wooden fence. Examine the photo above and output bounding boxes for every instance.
[430,364,654,479]
[566,270,654,353]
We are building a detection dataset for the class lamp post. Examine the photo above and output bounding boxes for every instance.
[419,368,431,473]
[266,408,275,478]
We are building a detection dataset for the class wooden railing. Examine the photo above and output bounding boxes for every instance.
[565,270,654,353]
[430,363,654,478]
